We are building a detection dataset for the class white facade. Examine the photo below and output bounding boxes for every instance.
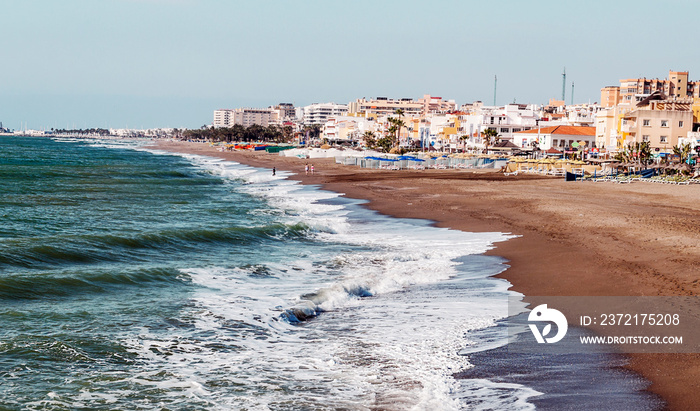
[322,116,378,142]
[302,103,348,125]
[214,104,295,128]
[458,104,539,148]
[213,109,235,128]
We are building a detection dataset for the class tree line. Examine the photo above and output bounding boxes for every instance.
[183,124,296,143]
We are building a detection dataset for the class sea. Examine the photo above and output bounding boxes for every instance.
[0,135,662,410]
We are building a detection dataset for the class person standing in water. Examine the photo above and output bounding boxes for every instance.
[272,167,276,176]
[311,164,314,174]
[305,164,309,175]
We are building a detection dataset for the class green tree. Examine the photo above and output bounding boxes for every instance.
[394,109,405,145]
[672,143,692,163]
[629,141,652,167]
[481,128,499,153]
[376,136,393,153]
[362,131,377,149]
[282,125,294,142]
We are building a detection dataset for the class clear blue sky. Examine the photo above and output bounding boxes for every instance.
[1,0,697,130]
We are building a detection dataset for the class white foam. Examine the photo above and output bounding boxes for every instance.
[118,148,537,409]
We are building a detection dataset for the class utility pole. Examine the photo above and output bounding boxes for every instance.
[493,75,497,106]
[562,67,566,103]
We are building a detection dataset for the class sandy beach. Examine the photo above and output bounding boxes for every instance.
[151,140,700,410]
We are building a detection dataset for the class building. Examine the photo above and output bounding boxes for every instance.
[596,90,694,152]
[273,103,296,122]
[213,108,278,128]
[615,70,700,104]
[301,103,348,125]
[619,96,693,150]
[458,104,539,146]
[600,86,621,108]
[595,107,619,151]
[417,94,456,115]
[213,109,235,128]
[348,97,423,117]
[513,126,597,151]
[321,116,378,143]
[213,103,296,128]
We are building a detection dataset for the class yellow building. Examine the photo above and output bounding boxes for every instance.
[620,98,693,151]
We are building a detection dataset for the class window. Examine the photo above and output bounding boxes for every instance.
[661,120,668,127]
[679,121,684,127]
[642,135,650,142]
[512,128,521,132]
[643,119,650,126]
[500,128,509,133]
[660,136,668,143]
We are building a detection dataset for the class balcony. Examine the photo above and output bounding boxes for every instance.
[620,121,636,133]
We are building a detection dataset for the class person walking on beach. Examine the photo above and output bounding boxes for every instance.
[311,164,315,175]
[305,164,309,175]
[272,167,276,176]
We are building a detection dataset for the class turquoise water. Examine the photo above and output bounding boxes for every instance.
[0,136,530,409]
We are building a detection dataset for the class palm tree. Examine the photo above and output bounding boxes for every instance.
[394,108,405,144]
[387,123,398,146]
[481,128,499,153]
[630,141,652,168]
[672,143,692,164]
[362,131,377,149]
[393,118,406,148]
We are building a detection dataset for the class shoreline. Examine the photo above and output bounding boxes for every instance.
[148,140,700,410]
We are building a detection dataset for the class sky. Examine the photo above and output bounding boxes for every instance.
[1,0,698,130]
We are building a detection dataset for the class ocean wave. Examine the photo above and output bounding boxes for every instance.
[0,267,185,299]
[0,223,312,269]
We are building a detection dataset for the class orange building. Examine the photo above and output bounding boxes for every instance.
[600,86,621,108]
[615,70,700,104]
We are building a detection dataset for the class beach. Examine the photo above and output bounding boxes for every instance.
[151,140,700,410]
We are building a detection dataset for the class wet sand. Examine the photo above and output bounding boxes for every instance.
[150,140,700,410]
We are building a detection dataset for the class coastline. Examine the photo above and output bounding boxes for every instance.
[148,140,700,410]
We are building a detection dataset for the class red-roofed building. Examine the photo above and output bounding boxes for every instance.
[513,125,596,150]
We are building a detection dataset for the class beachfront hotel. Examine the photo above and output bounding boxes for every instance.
[300,103,349,125]
[213,104,296,128]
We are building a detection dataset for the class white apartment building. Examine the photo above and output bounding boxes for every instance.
[302,103,348,125]
[213,109,236,128]
[213,108,277,128]
[213,104,296,128]
[458,104,539,147]
[322,116,378,142]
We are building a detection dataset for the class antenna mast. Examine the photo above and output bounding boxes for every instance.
[493,75,497,106]
[562,67,566,103]
[571,82,575,105]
